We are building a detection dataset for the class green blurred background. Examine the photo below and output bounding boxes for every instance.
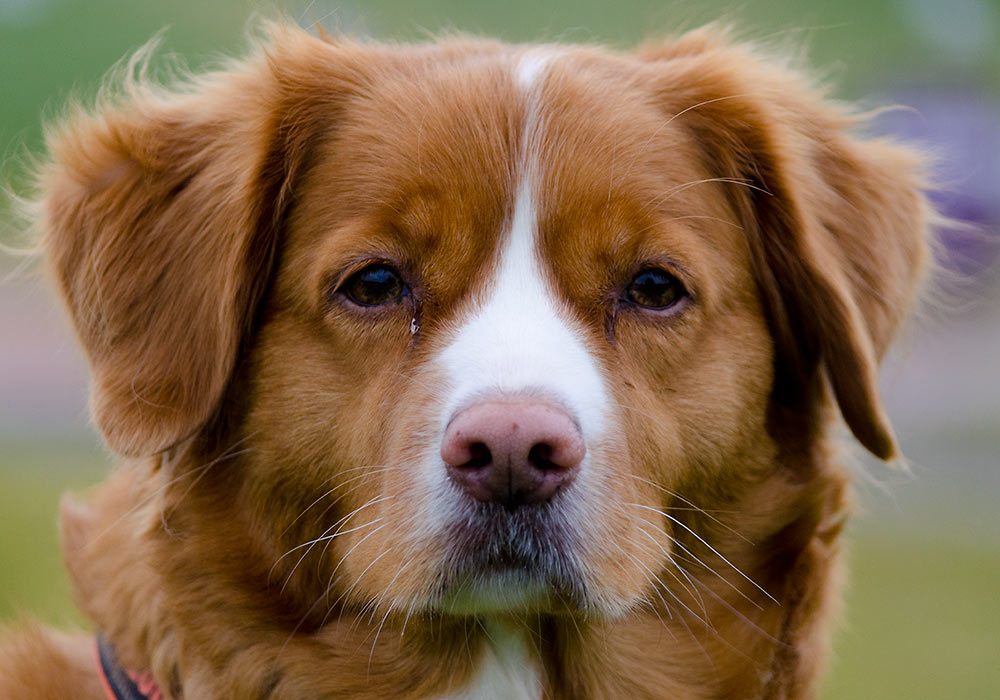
[2,1,998,698]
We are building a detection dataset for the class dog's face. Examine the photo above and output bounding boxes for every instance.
[246,46,782,618]
[39,26,927,642]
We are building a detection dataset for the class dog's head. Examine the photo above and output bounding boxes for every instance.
[39,26,928,627]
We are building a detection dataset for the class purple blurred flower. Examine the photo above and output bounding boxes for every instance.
[873,86,1000,276]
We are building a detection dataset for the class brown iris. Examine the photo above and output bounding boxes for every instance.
[625,268,685,309]
[341,263,407,306]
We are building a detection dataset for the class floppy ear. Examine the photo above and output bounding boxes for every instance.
[38,26,366,457]
[641,30,931,460]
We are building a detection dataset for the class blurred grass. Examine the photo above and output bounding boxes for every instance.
[1,444,998,698]
[3,0,998,162]
[0,440,105,627]
[828,535,1000,700]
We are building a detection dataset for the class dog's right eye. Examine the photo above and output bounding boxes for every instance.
[624,267,686,310]
[340,263,408,306]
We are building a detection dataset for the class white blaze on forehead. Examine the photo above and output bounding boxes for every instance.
[436,177,609,442]
[435,48,607,443]
[515,47,561,139]
[516,49,552,92]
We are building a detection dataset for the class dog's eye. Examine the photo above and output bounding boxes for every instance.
[625,268,685,310]
[341,264,407,306]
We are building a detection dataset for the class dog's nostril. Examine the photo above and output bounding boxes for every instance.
[465,442,492,469]
[528,442,556,470]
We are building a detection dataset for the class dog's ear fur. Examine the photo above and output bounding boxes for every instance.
[641,29,930,460]
[37,27,365,457]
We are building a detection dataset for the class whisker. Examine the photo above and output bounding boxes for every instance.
[619,538,752,666]
[317,496,393,562]
[667,595,718,669]
[271,493,392,589]
[346,547,394,606]
[662,94,752,129]
[629,503,777,604]
[692,578,784,647]
[279,517,383,593]
[279,518,384,573]
[367,559,414,626]
[611,542,677,624]
[616,402,662,423]
[169,446,255,506]
[400,598,418,638]
[631,214,744,237]
[634,525,708,617]
[623,538,716,630]
[310,474,394,525]
[319,523,390,626]
[648,177,771,211]
[280,465,394,537]
[628,474,751,543]
[389,369,443,398]
[91,433,258,543]
[309,470,399,526]
[368,601,398,673]
[620,94,751,183]
[635,515,763,610]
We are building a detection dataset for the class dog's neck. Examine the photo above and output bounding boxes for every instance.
[61,448,848,700]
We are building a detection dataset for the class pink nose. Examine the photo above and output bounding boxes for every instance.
[441,400,585,508]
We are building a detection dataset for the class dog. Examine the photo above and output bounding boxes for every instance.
[0,23,930,700]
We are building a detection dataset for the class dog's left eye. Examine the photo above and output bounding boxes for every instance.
[341,263,408,306]
[625,268,686,310]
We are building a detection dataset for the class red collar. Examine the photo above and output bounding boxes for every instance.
[95,634,172,700]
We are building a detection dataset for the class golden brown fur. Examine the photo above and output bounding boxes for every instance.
[1,24,929,699]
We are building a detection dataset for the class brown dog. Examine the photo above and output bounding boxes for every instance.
[0,23,929,700]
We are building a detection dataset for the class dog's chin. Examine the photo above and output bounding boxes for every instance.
[429,500,596,616]
[437,569,566,615]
